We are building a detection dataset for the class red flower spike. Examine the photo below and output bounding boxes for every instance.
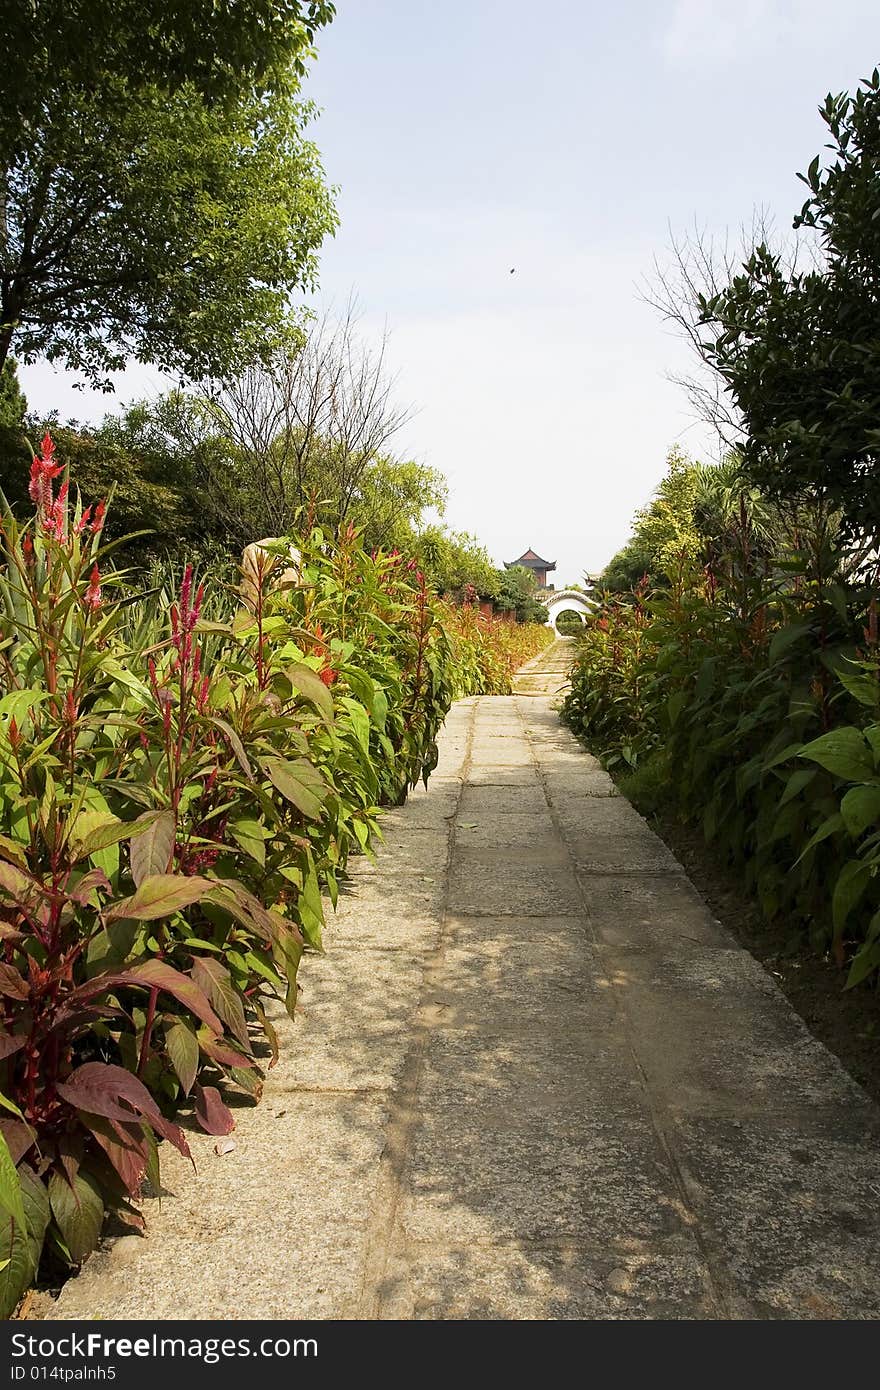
[91,499,106,534]
[83,563,102,613]
[190,583,205,629]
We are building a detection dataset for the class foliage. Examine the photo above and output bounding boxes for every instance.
[0,65,336,384]
[495,565,546,623]
[417,528,501,603]
[1,3,335,165]
[0,431,531,1313]
[698,69,880,545]
[0,362,26,431]
[601,447,703,591]
[555,610,586,637]
[599,535,654,593]
[565,450,880,997]
[442,604,552,696]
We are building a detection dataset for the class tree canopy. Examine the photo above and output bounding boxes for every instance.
[0,2,336,162]
[0,3,337,384]
[698,70,880,543]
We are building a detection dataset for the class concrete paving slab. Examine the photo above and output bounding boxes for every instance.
[581,873,730,950]
[458,783,550,815]
[669,1115,880,1318]
[447,862,585,916]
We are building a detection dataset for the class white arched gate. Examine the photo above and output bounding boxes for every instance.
[540,588,595,631]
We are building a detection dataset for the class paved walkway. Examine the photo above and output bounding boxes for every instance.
[51,640,880,1320]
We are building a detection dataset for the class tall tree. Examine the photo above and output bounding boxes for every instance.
[698,71,880,544]
[0,3,335,161]
[0,357,25,428]
[0,4,337,383]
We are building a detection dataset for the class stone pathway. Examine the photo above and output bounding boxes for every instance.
[50,640,880,1320]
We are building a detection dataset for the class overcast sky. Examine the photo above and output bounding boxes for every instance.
[19,0,880,585]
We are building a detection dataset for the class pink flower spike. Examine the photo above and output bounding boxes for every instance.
[190,582,205,628]
[44,480,68,541]
[83,563,102,613]
[74,505,93,536]
[91,500,106,534]
[40,431,56,464]
[180,565,193,621]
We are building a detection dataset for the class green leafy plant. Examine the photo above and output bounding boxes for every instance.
[0,432,534,1313]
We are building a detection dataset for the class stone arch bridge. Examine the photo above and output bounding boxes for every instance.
[539,587,595,631]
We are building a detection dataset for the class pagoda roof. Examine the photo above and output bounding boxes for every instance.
[506,548,556,570]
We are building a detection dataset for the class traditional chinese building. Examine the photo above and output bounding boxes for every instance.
[505,548,557,590]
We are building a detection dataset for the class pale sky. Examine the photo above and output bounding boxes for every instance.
[19,0,880,585]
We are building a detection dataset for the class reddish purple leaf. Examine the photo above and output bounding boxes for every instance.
[0,1028,27,1059]
[193,1083,235,1136]
[56,1062,191,1159]
[119,960,223,1035]
[0,962,29,1000]
[196,1030,255,1069]
[74,960,222,1035]
[0,860,39,904]
[0,1117,36,1164]
[68,868,112,906]
[80,1113,152,1197]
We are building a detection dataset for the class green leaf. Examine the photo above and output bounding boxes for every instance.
[208,717,253,778]
[298,862,324,950]
[845,939,880,989]
[837,668,880,708]
[287,662,334,724]
[229,817,267,868]
[190,957,250,1050]
[339,696,371,753]
[164,1018,199,1096]
[798,727,874,781]
[778,767,817,807]
[768,622,811,664]
[70,808,167,861]
[261,757,327,819]
[794,811,844,865]
[666,691,685,728]
[840,784,880,839]
[48,1170,104,1265]
[272,923,304,1020]
[17,1164,50,1276]
[832,859,871,938]
[0,1131,33,1317]
[105,873,216,923]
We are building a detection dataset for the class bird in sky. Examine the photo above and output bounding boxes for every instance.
[509,267,515,274]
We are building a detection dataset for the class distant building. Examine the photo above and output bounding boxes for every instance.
[506,548,557,590]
